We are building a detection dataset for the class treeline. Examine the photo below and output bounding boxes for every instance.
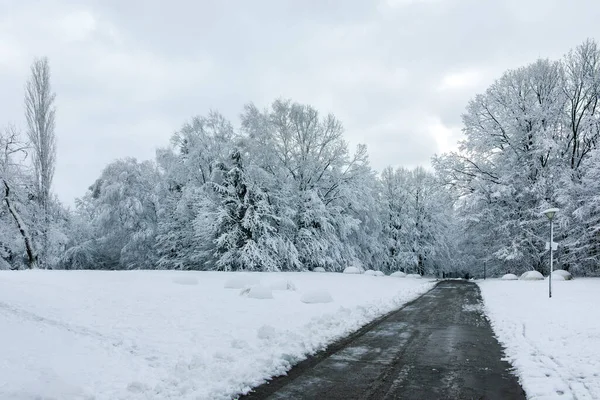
[3,40,600,276]
[435,39,600,276]
[61,101,455,274]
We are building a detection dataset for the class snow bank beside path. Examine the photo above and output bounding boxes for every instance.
[0,270,435,400]
[478,279,600,400]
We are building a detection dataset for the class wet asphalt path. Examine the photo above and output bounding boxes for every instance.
[241,280,525,400]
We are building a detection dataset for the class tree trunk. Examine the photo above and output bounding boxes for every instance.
[3,180,37,269]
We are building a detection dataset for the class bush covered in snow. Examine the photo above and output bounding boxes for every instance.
[224,275,260,289]
[364,269,377,276]
[313,267,326,273]
[406,273,422,279]
[240,285,273,299]
[268,279,297,291]
[343,266,362,274]
[501,273,518,280]
[390,271,407,278]
[300,289,333,304]
[519,271,544,280]
[552,269,573,280]
[172,276,199,285]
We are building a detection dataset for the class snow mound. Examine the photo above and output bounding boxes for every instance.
[406,274,422,279]
[501,273,518,280]
[364,270,377,276]
[240,285,273,299]
[390,271,407,278]
[172,276,199,285]
[549,274,566,281]
[519,271,544,280]
[224,275,260,289]
[374,271,385,277]
[268,279,297,291]
[257,325,277,340]
[552,269,573,280]
[343,266,362,274]
[313,267,326,273]
[300,289,333,304]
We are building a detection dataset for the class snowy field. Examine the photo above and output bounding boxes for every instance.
[0,270,434,400]
[478,278,600,400]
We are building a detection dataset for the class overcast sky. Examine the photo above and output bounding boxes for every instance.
[1,0,599,205]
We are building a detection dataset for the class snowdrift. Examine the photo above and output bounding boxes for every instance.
[501,273,518,280]
[343,266,362,274]
[313,267,326,273]
[552,269,573,280]
[519,271,544,280]
[390,271,406,278]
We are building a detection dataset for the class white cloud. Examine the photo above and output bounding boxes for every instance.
[438,69,483,91]
[56,10,97,42]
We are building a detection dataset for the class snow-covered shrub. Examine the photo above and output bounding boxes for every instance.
[313,267,326,273]
[552,269,573,280]
[519,271,544,280]
[240,285,273,299]
[172,276,199,285]
[406,274,422,279]
[343,266,362,274]
[549,274,566,281]
[269,279,297,291]
[364,269,377,276]
[501,273,518,280]
[224,275,260,289]
[390,271,407,278]
[300,289,333,304]
[374,271,385,276]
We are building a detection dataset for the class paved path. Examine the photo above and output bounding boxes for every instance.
[242,280,525,400]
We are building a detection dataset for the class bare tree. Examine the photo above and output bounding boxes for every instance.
[25,57,56,269]
[0,125,37,269]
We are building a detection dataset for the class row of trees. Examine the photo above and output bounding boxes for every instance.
[435,39,600,276]
[3,39,600,276]
[61,102,456,274]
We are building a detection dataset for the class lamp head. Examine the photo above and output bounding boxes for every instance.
[542,207,560,221]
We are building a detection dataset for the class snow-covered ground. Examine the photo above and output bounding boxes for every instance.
[0,270,434,400]
[478,278,600,400]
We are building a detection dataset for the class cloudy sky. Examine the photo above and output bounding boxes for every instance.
[1,0,599,205]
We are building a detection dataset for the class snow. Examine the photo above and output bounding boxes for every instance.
[553,269,573,280]
[300,289,333,304]
[224,274,260,289]
[520,270,544,280]
[374,271,385,277]
[501,273,518,280]
[242,285,274,299]
[364,269,377,276]
[478,278,600,400]
[406,273,422,279]
[390,271,406,278]
[343,266,362,274]
[172,276,199,285]
[0,270,435,400]
[268,279,297,291]
[312,267,326,273]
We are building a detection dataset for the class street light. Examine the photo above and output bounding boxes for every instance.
[543,208,559,298]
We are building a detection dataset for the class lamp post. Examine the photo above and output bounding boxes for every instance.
[543,208,559,298]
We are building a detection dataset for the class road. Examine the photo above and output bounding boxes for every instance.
[241,280,525,400]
